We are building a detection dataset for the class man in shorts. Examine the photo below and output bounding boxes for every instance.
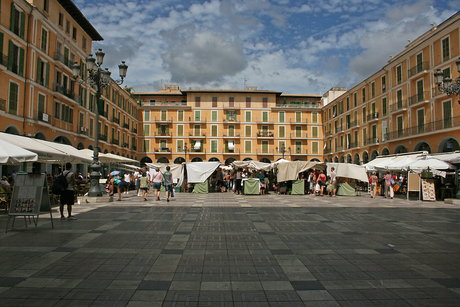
[60,162,77,220]
[163,166,174,202]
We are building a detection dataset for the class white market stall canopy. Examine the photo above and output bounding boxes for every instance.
[232,160,271,172]
[146,162,185,187]
[0,139,38,164]
[0,132,91,163]
[186,161,221,183]
[276,161,326,182]
[326,163,369,183]
[79,149,139,165]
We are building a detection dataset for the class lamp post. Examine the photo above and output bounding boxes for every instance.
[179,143,190,162]
[276,145,291,159]
[434,58,460,103]
[72,49,128,197]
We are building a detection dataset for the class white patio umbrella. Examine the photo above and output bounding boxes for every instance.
[408,157,455,172]
[0,139,38,164]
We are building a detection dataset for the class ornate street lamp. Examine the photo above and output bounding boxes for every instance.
[434,58,460,103]
[178,143,190,162]
[72,49,128,197]
[276,145,291,159]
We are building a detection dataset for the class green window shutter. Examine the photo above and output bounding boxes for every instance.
[229,125,234,137]
[36,57,42,84]
[166,126,169,134]
[45,62,50,88]
[19,47,24,77]
[20,12,25,39]
[38,95,45,113]
[225,141,228,152]
[226,111,229,120]
[200,141,203,151]
[177,125,183,136]
[158,125,161,134]
[263,112,268,122]
[262,141,268,153]
[10,4,16,32]
[9,82,18,115]
[212,125,217,136]
[212,111,217,121]
[8,40,14,71]
[0,32,3,65]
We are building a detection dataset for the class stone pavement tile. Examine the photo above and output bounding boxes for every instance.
[107,279,141,289]
[358,289,401,300]
[233,302,270,307]
[137,280,171,290]
[15,277,55,288]
[52,299,94,307]
[199,290,233,301]
[126,301,162,307]
[63,288,104,300]
[200,282,232,291]
[44,278,83,288]
[261,281,294,291]
[75,278,112,289]
[297,290,335,301]
[320,280,355,290]
[327,289,368,301]
[164,290,200,302]
[232,290,267,302]
[0,277,26,287]
[130,290,167,301]
[291,281,326,291]
[265,290,302,302]
[232,281,263,291]
[170,281,201,291]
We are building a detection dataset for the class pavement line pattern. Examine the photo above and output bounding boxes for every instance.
[0,192,459,306]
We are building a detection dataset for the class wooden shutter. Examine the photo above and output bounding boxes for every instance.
[36,57,42,84]
[19,47,24,77]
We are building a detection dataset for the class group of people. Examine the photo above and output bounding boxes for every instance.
[106,166,174,202]
[369,170,400,199]
[305,168,337,196]
[208,168,270,195]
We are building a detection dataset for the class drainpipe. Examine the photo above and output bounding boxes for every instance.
[22,5,35,134]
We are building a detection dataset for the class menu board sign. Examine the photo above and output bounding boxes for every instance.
[421,179,436,201]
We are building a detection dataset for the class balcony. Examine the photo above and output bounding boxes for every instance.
[384,115,460,141]
[291,148,308,155]
[290,133,308,139]
[54,83,76,101]
[79,126,89,136]
[132,145,137,151]
[336,146,343,152]
[223,104,240,110]
[365,137,379,145]
[390,100,407,113]
[144,101,188,107]
[224,149,241,154]
[223,118,240,124]
[54,53,73,69]
[122,142,129,148]
[274,102,321,109]
[153,132,172,138]
[408,61,429,78]
[189,132,206,137]
[367,112,379,122]
[36,111,52,124]
[222,134,240,139]
[112,117,120,125]
[0,98,6,112]
[408,91,429,106]
[324,148,332,154]
[189,117,207,123]
[347,120,358,129]
[335,125,343,133]
[289,119,308,124]
[111,138,119,145]
[154,148,172,153]
[155,116,173,123]
[325,131,332,137]
[132,128,137,133]
[349,141,358,149]
[123,123,129,129]
[0,53,8,67]
[257,131,274,138]
[98,134,108,142]
[256,119,275,124]
[255,149,275,155]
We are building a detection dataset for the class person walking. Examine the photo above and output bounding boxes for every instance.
[163,166,173,202]
[235,168,243,194]
[60,162,77,220]
[152,167,163,201]
[139,171,150,201]
[123,172,131,194]
[317,171,327,196]
[370,171,379,198]
[330,167,337,197]
[384,171,392,198]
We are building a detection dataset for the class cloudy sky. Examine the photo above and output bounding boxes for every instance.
[75,0,458,94]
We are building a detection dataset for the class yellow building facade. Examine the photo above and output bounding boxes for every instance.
[323,12,460,164]
[134,87,323,165]
[0,0,141,174]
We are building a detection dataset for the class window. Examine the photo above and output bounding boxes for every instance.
[279,126,285,138]
[262,111,268,122]
[245,125,251,137]
[362,107,367,124]
[362,88,366,103]
[245,140,251,153]
[245,111,251,122]
[339,101,343,114]
[44,0,49,12]
[194,110,201,121]
[7,41,25,77]
[346,97,349,111]
[261,125,268,135]
[36,58,50,87]
[177,125,183,136]
[72,27,77,40]
[443,67,451,80]
[295,112,301,123]
[82,36,87,50]
[41,28,48,53]
[8,81,19,115]
[228,125,235,137]
[195,96,200,107]
[160,110,167,121]
[226,110,236,121]
[397,89,403,109]
[311,112,318,124]
[382,75,386,92]
[177,140,184,152]
[144,110,150,121]
[212,97,217,107]
[295,126,301,138]
[66,20,70,33]
[397,65,402,84]
[295,141,302,154]
[211,110,217,122]
[262,97,268,108]
[416,79,424,101]
[363,127,367,144]
[60,104,73,124]
[211,140,218,153]
[312,142,318,154]
[371,82,375,98]
[417,108,425,133]
[178,110,183,121]
[353,92,357,107]
[279,112,285,123]
[442,37,450,62]
[262,141,269,153]
[211,125,218,137]
[382,97,387,116]
[194,125,201,136]
[228,96,234,108]
[397,116,403,137]
[58,12,64,27]
[443,100,452,128]
[10,4,25,39]
[143,140,150,152]
[38,93,45,120]
[312,127,318,138]
[245,97,251,108]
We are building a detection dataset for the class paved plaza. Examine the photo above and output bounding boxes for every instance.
[0,192,460,306]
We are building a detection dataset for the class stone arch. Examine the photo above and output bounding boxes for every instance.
[243,157,254,161]
[259,157,271,163]
[208,157,221,162]
[140,156,153,166]
[293,158,304,161]
[334,156,339,163]
[122,153,125,157]
[174,157,186,164]
[53,135,72,145]
[191,157,203,162]
[76,142,85,150]
[381,147,390,156]
[111,150,115,154]
[324,158,328,163]
[347,154,352,163]
[362,151,369,164]
[224,157,237,165]
[157,157,169,163]
[339,155,345,163]
[354,153,360,165]
[34,131,46,140]
[310,158,321,162]
[103,148,109,153]
[413,141,432,153]
[88,144,94,150]
[4,125,20,135]
[370,149,379,160]
[394,144,408,154]
[116,152,120,156]
[437,136,460,153]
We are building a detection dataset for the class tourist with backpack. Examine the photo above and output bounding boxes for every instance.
[60,162,77,220]
[163,166,173,202]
